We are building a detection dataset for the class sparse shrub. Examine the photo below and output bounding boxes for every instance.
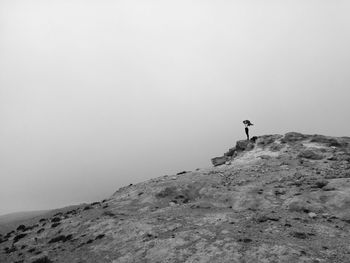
[53,212,62,217]
[37,228,45,234]
[86,239,93,244]
[31,256,53,263]
[313,180,329,189]
[90,202,100,206]
[13,233,27,243]
[51,217,61,223]
[5,246,17,253]
[95,234,105,240]
[39,218,46,223]
[290,232,311,239]
[17,225,26,231]
[51,223,60,228]
[48,234,72,243]
[177,171,187,175]
[5,230,14,238]
[237,238,252,243]
[102,211,115,217]
[83,206,92,211]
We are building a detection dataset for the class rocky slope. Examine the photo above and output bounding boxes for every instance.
[1,132,350,263]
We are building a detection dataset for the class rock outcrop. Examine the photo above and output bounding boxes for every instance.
[1,132,350,263]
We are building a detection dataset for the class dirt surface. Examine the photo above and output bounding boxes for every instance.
[1,132,350,263]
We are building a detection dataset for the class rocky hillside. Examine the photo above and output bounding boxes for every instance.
[1,132,350,263]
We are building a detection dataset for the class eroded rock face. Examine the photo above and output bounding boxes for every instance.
[1,132,350,263]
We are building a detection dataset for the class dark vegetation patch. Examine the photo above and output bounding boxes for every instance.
[48,234,72,243]
[95,234,105,240]
[83,206,92,211]
[5,230,15,238]
[102,211,115,217]
[290,232,315,239]
[51,217,61,223]
[31,256,53,263]
[37,228,45,234]
[13,233,27,243]
[51,223,61,228]
[172,194,190,204]
[86,239,94,244]
[39,218,46,223]
[17,225,26,231]
[238,238,253,243]
[255,215,280,223]
[65,209,77,216]
[90,202,100,206]
[143,233,158,242]
[53,212,63,217]
[312,180,329,189]
[176,171,188,175]
[28,248,36,253]
[4,246,17,253]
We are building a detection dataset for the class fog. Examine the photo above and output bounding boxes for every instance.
[1,0,350,215]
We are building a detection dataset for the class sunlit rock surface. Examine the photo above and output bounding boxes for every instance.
[1,132,350,263]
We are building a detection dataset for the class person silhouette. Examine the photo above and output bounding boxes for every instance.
[243,120,253,140]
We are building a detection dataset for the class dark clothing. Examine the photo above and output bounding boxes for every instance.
[245,127,249,140]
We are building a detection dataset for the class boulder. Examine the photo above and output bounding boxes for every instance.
[298,150,323,160]
[211,156,227,166]
[224,147,236,157]
[235,140,255,152]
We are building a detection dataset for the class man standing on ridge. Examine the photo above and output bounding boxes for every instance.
[243,120,253,140]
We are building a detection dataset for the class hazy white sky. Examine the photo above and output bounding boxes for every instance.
[1,0,350,215]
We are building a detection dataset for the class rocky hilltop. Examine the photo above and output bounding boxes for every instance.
[1,132,350,263]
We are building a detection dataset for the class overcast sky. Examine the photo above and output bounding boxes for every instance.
[1,0,350,215]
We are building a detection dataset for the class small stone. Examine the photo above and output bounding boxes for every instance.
[308,212,317,219]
